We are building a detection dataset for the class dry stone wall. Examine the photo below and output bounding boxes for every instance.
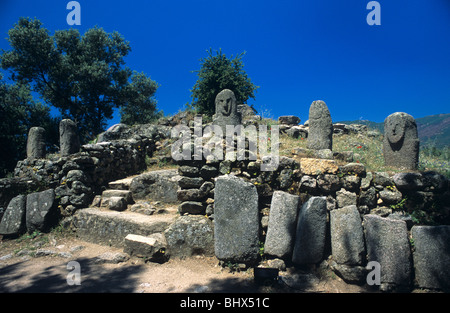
[0,123,169,235]
[0,112,449,292]
[174,147,450,291]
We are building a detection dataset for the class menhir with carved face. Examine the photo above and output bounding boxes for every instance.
[383,112,419,170]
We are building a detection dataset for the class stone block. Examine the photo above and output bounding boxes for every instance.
[214,175,259,264]
[412,225,450,290]
[264,191,300,259]
[292,197,327,265]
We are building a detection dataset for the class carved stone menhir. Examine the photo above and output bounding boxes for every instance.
[383,112,419,170]
[307,100,333,150]
[26,127,46,159]
[59,119,80,157]
[213,89,241,134]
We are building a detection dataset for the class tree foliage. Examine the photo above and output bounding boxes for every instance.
[0,74,58,177]
[1,17,160,142]
[190,48,259,116]
[120,71,162,125]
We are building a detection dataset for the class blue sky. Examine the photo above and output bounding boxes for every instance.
[1,0,450,128]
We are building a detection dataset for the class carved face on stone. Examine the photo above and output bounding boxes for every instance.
[386,114,406,144]
[215,89,236,117]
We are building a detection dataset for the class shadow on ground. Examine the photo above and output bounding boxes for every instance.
[0,258,146,293]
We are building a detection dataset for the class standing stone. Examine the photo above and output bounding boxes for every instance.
[0,195,27,236]
[264,191,300,259]
[26,189,57,233]
[59,119,80,156]
[363,215,412,290]
[26,127,46,159]
[411,225,450,290]
[213,89,241,135]
[307,100,333,150]
[214,175,259,264]
[383,112,419,170]
[330,205,365,265]
[292,196,327,265]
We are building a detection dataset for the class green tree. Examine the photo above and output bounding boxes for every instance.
[120,71,162,125]
[0,74,58,177]
[190,48,259,116]
[1,17,160,142]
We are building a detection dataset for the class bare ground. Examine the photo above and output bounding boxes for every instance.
[0,234,370,294]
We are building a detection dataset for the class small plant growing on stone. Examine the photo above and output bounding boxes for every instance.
[390,197,407,211]
[258,241,265,258]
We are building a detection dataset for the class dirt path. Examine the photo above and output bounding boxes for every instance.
[0,235,368,293]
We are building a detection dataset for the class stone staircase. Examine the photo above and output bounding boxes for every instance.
[72,169,182,258]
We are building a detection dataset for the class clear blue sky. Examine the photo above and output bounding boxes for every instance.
[1,0,450,127]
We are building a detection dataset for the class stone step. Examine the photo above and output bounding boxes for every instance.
[101,189,133,201]
[100,189,134,211]
[72,207,177,248]
[108,177,134,190]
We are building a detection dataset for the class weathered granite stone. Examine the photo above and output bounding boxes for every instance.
[264,191,300,259]
[214,175,259,263]
[213,89,241,135]
[330,205,365,265]
[411,225,450,290]
[124,233,168,262]
[178,166,200,177]
[178,176,204,189]
[336,189,357,208]
[300,158,339,175]
[307,100,333,150]
[329,261,368,285]
[107,196,128,211]
[164,215,215,258]
[26,189,57,233]
[130,169,179,203]
[59,119,80,156]
[292,196,327,265]
[26,127,46,159]
[363,214,412,290]
[393,172,424,191]
[383,112,419,170]
[359,186,377,208]
[178,201,205,215]
[0,195,27,235]
[278,115,301,125]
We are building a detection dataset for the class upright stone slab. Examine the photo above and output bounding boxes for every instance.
[292,196,327,265]
[383,112,419,170]
[59,119,80,156]
[330,205,365,265]
[307,100,333,150]
[264,191,300,259]
[213,89,241,135]
[214,175,259,264]
[363,215,412,290]
[411,225,450,290]
[26,189,57,233]
[0,195,27,236]
[26,127,46,159]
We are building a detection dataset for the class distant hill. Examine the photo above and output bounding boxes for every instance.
[339,113,450,148]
